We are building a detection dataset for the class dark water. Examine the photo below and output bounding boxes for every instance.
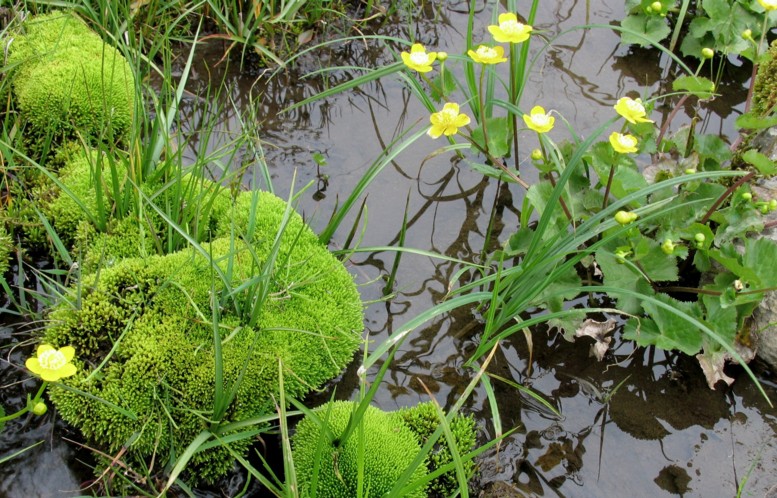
[2,1,776,496]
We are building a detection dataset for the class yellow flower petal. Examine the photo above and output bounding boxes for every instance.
[468,45,508,64]
[37,344,54,357]
[614,97,653,124]
[428,103,470,139]
[523,106,555,133]
[488,13,533,44]
[759,0,777,10]
[57,363,77,379]
[609,132,639,154]
[25,357,42,375]
[26,344,78,382]
[61,346,75,362]
[401,43,437,73]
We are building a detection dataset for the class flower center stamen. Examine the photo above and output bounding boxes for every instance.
[501,20,524,34]
[410,52,428,65]
[39,350,67,370]
[479,47,497,58]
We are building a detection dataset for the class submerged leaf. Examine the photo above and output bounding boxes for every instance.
[696,349,735,388]
[575,318,617,361]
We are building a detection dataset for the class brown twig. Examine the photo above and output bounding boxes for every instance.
[699,171,756,225]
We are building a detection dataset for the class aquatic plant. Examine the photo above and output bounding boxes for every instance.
[286,0,777,399]
[7,11,135,153]
[42,190,364,482]
[291,400,428,498]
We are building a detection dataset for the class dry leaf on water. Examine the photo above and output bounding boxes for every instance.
[575,318,617,361]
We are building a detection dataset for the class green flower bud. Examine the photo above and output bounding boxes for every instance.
[437,51,448,62]
[701,47,715,59]
[615,248,631,263]
[741,192,752,201]
[661,238,676,255]
[770,199,777,211]
[742,29,753,40]
[651,1,663,12]
[32,402,47,416]
[685,168,696,175]
[694,232,706,243]
[761,205,770,214]
[531,148,543,161]
[614,210,637,225]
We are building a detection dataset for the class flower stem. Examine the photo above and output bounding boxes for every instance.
[602,164,615,210]
[478,67,491,156]
[700,171,756,225]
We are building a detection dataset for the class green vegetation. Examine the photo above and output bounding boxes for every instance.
[43,189,364,482]
[7,11,135,154]
[1,0,776,495]
[292,401,429,497]
[397,401,478,498]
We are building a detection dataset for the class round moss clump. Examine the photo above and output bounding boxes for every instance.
[292,401,429,498]
[43,191,364,482]
[397,401,478,498]
[753,41,777,117]
[8,11,135,149]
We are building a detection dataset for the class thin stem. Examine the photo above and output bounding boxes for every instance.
[478,66,490,156]
[462,133,529,189]
[700,171,756,225]
[547,172,574,225]
[602,164,615,210]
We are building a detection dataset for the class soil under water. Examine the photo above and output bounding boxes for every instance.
[1,1,776,497]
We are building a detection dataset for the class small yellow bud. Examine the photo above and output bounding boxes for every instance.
[32,402,47,416]
[531,148,543,161]
[741,192,752,201]
[701,47,714,59]
[685,168,696,174]
[661,238,676,255]
[651,1,663,12]
[615,211,637,225]
[770,199,777,211]
[437,51,448,62]
[742,29,753,40]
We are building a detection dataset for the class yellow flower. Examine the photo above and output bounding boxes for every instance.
[467,45,508,65]
[613,97,653,124]
[523,106,555,133]
[26,344,77,382]
[401,43,437,73]
[488,13,533,44]
[609,132,639,154]
[758,0,777,10]
[428,103,471,139]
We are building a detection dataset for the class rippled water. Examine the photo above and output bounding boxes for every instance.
[2,1,776,496]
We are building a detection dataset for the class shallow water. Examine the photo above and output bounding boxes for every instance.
[2,1,776,496]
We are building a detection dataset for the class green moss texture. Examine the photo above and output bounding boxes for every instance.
[753,41,777,117]
[44,191,364,481]
[8,11,135,147]
[292,401,429,498]
[397,401,478,497]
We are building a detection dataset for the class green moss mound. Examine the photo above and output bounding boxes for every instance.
[397,402,478,498]
[44,192,364,482]
[753,41,777,117]
[8,11,135,149]
[0,226,12,277]
[42,145,235,267]
[292,401,429,498]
